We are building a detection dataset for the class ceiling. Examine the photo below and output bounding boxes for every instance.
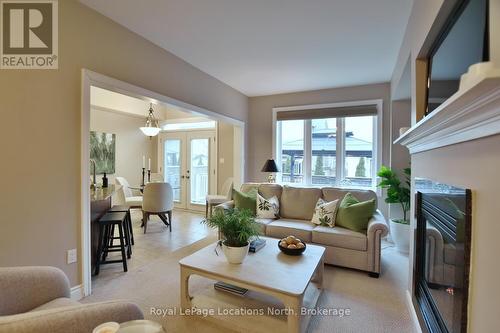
[81,0,412,97]
[90,86,205,121]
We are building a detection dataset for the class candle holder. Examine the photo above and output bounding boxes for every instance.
[147,169,151,183]
[141,168,145,186]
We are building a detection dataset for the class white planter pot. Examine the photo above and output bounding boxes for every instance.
[390,220,410,254]
[222,242,250,264]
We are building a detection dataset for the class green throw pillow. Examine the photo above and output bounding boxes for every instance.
[232,188,258,215]
[336,193,376,233]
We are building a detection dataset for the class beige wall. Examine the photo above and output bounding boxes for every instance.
[90,108,157,185]
[389,100,411,220]
[0,0,247,286]
[217,122,234,193]
[413,135,500,332]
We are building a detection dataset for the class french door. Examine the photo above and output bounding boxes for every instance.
[159,130,216,211]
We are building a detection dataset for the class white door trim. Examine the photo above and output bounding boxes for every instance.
[81,69,245,297]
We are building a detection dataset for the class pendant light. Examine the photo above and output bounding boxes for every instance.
[140,103,161,137]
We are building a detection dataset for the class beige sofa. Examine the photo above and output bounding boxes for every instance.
[219,183,389,277]
[0,266,143,333]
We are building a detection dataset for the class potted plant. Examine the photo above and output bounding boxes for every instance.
[202,208,260,264]
[377,165,411,253]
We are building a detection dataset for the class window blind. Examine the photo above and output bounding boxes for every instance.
[276,105,377,121]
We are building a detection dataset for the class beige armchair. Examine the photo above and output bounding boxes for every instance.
[0,266,143,333]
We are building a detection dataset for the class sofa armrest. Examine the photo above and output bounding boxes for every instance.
[366,210,389,274]
[214,200,234,213]
[367,210,389,238]
[0,266,70,316]
[0,301,144,333]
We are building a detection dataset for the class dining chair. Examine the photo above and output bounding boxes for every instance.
[115,177,143,208]
[142,182,174,233]
[205,177,233,218]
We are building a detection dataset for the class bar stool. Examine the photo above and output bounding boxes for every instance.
[108,205,134,249]
[95,212,129,275]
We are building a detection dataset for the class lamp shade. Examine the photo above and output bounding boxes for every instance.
[261,159,279,172]
[140,103,161,137]
[140,126,161,136]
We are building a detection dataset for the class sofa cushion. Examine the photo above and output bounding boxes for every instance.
[254,218,274,235]
[280,186,322,220]
[29,297,80,312]
[266,219,315,242]
[312,226,367,251]
[240,183,260,193]
[322,188,377,206]
[258,184,283,200]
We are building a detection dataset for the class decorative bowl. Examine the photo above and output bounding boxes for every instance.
[278,240,306,255]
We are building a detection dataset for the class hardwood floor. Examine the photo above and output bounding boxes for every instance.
[91,208,215,287]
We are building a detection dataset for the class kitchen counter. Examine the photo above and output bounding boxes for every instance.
[90,184,122,272]
[90,184,120,202]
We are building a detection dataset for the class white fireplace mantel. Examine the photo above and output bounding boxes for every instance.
[395,62,500,154]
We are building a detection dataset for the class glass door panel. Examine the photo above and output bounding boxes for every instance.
[189,138,209,206]
[159,130,215,212]
[164,139,181,202]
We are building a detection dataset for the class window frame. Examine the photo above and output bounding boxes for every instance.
[272,100,383,189]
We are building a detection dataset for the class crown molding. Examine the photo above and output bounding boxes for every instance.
[395,63,500,154]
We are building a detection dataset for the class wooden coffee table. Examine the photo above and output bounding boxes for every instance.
[179,237,325,333]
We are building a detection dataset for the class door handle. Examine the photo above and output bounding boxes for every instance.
[186,176,190,179]
[181,175,185,179]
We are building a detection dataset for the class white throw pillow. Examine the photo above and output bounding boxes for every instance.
[256,193,280,219]
[311,198,339,227]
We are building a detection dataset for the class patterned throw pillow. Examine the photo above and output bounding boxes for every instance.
[311,198,339,227]
[256,193,280,219]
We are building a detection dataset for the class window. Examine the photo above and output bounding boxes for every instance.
[343,116,374,187]
[275,104,379,188]
[311,118,337,185]
[279,120,304,183]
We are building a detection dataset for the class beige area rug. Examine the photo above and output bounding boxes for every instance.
[83,232,417,333]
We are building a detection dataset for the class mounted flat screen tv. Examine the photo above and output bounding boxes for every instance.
[426,0,489,115]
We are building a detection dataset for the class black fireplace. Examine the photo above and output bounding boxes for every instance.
[414,179,472,333]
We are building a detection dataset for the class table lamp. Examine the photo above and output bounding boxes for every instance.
[261,159,279,183]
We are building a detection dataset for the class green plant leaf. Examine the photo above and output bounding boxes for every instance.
[201,208,260,247]
[377,165,411,220]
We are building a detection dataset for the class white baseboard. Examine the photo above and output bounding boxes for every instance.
[405,289,422,333]
[70,284,84,301]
